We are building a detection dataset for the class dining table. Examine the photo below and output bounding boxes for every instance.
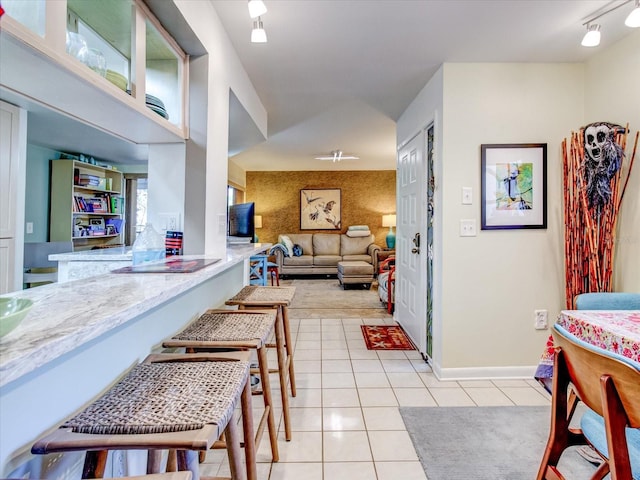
[534,309,640,391]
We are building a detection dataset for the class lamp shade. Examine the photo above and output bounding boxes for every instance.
[247,0,267,18]
[254,215,263,229]
[382,214,396,228]
[251,19,267,43]
[581,24,601,47]
[625,1,640,27]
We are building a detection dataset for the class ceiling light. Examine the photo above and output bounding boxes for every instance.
[251,17,267,43]
[626,0,640,27]
[581,24,601,47]
[314,150,360,162]
[248,0,267,19]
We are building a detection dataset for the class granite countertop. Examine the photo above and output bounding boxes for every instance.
[0,244,271,387]
[49,246,132,261]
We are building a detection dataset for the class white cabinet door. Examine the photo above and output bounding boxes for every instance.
[0,239,15,294]
[0,100,26,293]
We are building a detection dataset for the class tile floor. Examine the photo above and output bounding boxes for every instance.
[203,285,551,479]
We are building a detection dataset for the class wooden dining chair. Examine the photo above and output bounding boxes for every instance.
[536,324,640,480]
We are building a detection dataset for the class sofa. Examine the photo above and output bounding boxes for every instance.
[272,233,381,276]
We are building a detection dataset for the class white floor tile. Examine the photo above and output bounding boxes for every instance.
[295,373,322,389]
[259,431,323,463]
[294,349,322,361]
[321,349,350,360]
[386,372,424,388]
[375,461,428,480]
[393,388,437,407]
[358,388,398,407]
[492,379,533,388]
[362,407,406,431]
[295,360,322,373]
[288,407,323,431]
[270,462,322,480]
[323,462,377,480]
[323,431,372,462]
[322,372,356,388]
[296,340,321,351]
[428,387,475,406]
[288,388,322,408]
[464,387,515,406]
[418,372,458,388]
[322,359,353,372]
[368,430,419,461]
[376,350,409,359]
[500,387,551,406]
[354,372,391,388]
[322,388,361,407]
[321,340,348,350]
[349,350,380,360]
[381,359,417,373]
[351,359,385,372]
[322,407,366,431]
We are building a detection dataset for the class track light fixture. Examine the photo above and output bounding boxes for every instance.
[626,0,640,27]
[581,0,639,47]
[247,0,267,19]
[251,17,267,43]
[581,24,601,47]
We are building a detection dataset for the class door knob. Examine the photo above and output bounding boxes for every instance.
[411,247,420,254]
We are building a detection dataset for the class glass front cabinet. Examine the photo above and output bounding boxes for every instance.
[0,0,188,141]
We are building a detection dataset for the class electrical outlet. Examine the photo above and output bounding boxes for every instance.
[460,219,477,237]
[534,309,548,330]
[26,222,34,234]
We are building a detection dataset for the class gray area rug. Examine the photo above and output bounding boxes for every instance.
[286,278,383,310]
[400,406,598,480]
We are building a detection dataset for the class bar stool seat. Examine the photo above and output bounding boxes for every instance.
[163,309,281,460]
[225,286,296,441]
[32,353,253,480]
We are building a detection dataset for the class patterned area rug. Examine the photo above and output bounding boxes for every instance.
[361,325,415,350]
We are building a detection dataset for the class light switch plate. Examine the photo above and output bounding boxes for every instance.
[460,219,477,237]
[462,187,472,205]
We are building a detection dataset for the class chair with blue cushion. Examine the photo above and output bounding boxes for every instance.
[536,323,640,480]
[574,292,640,310]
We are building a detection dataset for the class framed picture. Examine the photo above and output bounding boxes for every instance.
[300,188,342,230]
[481,143,547,230]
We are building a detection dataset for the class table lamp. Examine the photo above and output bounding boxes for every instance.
[254,215,263,242]
[382,214,396,249]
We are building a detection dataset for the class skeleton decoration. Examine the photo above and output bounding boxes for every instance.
[583,122,625,214]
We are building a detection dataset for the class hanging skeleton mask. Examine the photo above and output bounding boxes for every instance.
[582,122,624,214]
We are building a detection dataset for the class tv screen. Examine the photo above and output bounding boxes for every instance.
[228,202,255,241]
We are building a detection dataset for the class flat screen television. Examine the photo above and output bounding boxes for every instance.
[227,202,255,243]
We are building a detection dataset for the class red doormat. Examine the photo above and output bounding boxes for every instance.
[361,325,415,350]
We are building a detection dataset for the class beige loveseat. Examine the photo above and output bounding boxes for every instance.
[273,233,381,276]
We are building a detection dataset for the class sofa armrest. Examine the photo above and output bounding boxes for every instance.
[369,243,382,270]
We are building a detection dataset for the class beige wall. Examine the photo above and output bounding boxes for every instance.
[440,63,584,373]
[246,170,396,245]
[584,30,640,292]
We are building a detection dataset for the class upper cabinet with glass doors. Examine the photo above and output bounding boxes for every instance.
[0,0,188,142]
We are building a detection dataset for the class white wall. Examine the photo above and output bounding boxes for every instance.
[440,63,584,375]
[174,0,267,254]
[584,30,640,292]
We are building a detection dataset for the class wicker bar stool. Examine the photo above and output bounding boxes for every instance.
[32,353,253,480]
[163,309,283,456]
[225,286,296,441]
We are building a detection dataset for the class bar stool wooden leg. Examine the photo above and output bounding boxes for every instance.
[258,344,279,460]
[274,313,292,441]
[176,451,200,480]
[224,412,245,480]
[241,367,257,480]
[280,306,296,397]
[147,450,163,474]
[82,450,108,479]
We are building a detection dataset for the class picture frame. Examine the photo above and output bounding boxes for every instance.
[300,188,342,230]
[481,143,547,230]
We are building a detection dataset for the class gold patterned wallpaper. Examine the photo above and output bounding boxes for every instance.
[246,170,396,245]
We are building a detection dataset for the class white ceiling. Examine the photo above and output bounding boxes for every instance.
[212,0,638,171]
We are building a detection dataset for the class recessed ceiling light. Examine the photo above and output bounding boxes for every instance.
[314,150,359,162]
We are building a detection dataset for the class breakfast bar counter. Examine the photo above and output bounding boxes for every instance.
[0,243,269,477]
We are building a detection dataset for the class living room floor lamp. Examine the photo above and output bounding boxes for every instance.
[382,214,396,249]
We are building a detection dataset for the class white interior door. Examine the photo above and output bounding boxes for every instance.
[395,131,426,354]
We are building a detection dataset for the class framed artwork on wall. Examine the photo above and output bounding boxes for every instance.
[481,143,547,230]
[300,188,342,230]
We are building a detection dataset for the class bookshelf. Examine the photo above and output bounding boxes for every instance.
[49,159,125,250]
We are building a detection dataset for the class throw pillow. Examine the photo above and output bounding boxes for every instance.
[278,235,294,257]
[292,244,303,256]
